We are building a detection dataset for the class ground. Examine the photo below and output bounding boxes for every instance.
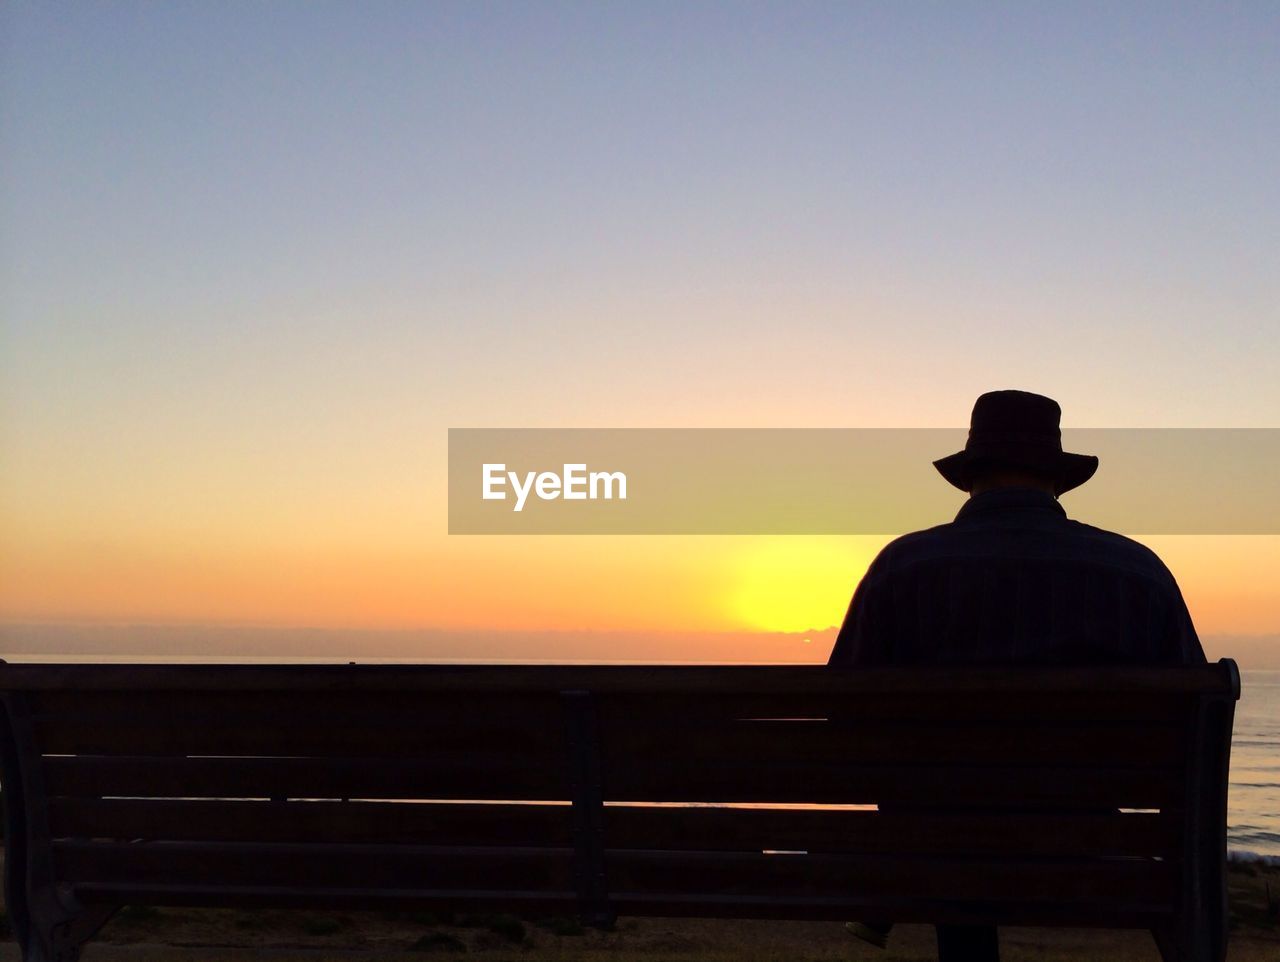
[0,861,1275,960]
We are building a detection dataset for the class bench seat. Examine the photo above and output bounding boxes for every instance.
[0,660,1239,961]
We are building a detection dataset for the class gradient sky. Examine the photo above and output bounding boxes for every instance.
[2,3,1278,662]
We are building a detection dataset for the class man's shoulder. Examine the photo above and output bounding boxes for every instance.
[872,516,1176,585]
[1057,520,1178,581]
[866,523,960,572]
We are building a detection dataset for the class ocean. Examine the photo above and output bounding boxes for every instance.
[1230,670,1280,859]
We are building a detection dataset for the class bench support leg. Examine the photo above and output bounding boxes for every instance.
[1153,924,1177,962]
[936,924,999,961]
[1153,919,1221,962]
[22,892,116,962]
[562,690,615,929]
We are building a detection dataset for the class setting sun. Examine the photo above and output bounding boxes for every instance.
[725,537,879,633]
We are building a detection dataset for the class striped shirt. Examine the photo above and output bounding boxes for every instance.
[828,487,1205,667]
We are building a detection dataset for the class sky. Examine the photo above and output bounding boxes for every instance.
[2,2,1279,663]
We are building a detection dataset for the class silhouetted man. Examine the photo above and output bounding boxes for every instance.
[829,390,1205,962]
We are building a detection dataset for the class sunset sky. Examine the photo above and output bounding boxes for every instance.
[2,4,1278,664]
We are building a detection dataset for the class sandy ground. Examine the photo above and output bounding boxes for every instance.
[0,858,1275,960]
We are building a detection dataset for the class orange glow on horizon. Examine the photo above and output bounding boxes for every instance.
[3,525,1277,650]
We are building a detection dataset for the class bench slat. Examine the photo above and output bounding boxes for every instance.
[64,883,1174,928]
[604,849,1177,904]
[602,718,1184,769]
[33,713,565,759]
[599,691,1188,725]
[28,690,561,731]
[42,754,1175,808]
[31,716,1183,769]
[69,883,582,916]
[46,798,1178,859]
[0,662,1238,695]
[601,807,1180,858]
[43,755,570,800]
[54,840,575,892]
[48,798,574,846]
[598,762,1179,808]
[604,892,1174,926]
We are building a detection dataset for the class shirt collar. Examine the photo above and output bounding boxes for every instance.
[955,487,1067,522]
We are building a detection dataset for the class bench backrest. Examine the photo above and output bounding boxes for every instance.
[0,662,1238,943]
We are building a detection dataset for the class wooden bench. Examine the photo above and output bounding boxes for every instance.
[0,660,1239,962]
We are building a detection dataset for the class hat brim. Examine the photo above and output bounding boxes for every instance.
[933,449,1099,496]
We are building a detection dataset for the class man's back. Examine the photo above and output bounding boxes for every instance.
[830,392,1206,961]
[828,487,1205,668]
